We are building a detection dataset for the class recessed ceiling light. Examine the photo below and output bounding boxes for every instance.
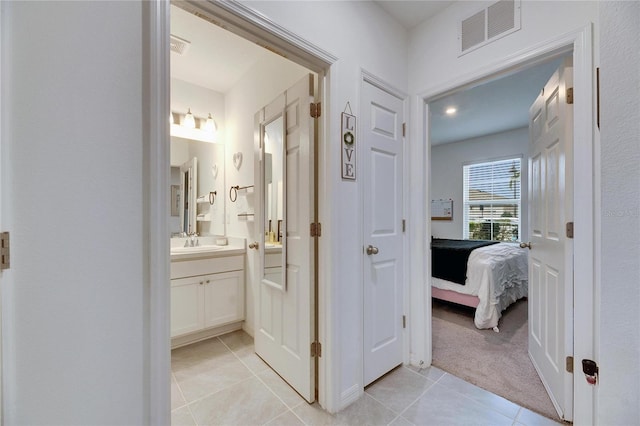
[445,107,457,115]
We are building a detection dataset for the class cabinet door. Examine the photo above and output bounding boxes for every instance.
[170,276,205,337]
[203,270,245,328]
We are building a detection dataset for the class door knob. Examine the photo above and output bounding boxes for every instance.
[519,242,532,250]
[366,245,379,255]
[249,242,259,250]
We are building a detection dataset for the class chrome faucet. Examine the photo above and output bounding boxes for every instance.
[184,232,199,247]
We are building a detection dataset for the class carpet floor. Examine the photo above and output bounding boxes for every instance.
[431,298,560,421]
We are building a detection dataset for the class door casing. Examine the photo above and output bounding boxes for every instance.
[416,24,596,425]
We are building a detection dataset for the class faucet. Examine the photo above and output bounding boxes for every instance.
[185,232,199,247]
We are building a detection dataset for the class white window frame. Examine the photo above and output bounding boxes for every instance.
[463,156,522,241]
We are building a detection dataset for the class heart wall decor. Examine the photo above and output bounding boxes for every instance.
[211,164,219,179]
[233,152,243,170]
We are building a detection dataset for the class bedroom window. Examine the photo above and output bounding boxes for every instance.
[463,158,521,241]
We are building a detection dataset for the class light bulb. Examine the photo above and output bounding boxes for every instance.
[184,108,196,129]
[204,113,217,134]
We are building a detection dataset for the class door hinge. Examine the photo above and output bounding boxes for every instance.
[566,222,574,239]
[566,87,574,104]
[310,222,322,237]
[311,341,322,357]
[402,219,406,233]
[0,232,10,271]
[402,315,406,329]
[566,356,574,373]
[310,102,321,118]
[402,122,406,137]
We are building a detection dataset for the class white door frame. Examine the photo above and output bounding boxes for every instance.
[412,24,596,425]
[146,1,338,420]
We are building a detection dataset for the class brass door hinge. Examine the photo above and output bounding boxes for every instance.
[311,341,322,357]
[0,232,10,270]
[566,222,574,239]
[402,315,406,329]
[566,87,574,104]
[566,356,574,373]
[310,222,322,237]
[402,219,406,233]
[402,122,406,137]
[310,102,321,118]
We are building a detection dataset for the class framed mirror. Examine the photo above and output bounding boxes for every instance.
[170,136,225,237]
[261,115,286,290]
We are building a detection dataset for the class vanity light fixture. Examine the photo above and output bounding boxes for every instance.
[445,107,457,115]
[204,113,217,134]
[183,108,196,129]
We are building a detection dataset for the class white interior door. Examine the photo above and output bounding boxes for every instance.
[254,74,316,402]
[362,80,405,386]
[527,57,574,421]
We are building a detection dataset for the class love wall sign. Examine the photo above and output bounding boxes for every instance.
[341,111,356,180]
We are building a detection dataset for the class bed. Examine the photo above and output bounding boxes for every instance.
[431,238,528,330]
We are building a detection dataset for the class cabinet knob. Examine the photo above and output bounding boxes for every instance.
[249,242,259,250]
[199,281,204,285]
[206,280,210,284]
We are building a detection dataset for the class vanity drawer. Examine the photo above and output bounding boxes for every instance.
[171,255,244,279]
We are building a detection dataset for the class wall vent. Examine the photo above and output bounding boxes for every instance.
[170,34,191,55]
[458,0,520,56]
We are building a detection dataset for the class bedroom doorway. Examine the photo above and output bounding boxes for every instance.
[425,48,582,422]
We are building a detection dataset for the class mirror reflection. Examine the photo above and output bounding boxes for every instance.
[262,116,285,289]
[171,136,225,237]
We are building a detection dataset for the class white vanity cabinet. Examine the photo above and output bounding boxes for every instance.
[170,254,244,341]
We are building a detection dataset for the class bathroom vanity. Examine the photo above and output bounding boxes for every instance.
[170,237,245,348]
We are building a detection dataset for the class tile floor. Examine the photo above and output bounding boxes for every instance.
[172,331,562,426]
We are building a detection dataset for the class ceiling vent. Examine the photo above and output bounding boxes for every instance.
[459,0,520,56]
[170,34,191,55]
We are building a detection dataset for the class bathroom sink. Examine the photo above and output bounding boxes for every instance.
[170,245,223,254]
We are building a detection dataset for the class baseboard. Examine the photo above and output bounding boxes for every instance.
[338,384,361,411]
[171,321,243,349]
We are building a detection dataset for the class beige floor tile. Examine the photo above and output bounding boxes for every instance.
[437,373,520,419]
[406,364,446,382]
[388,415,414,426]
[293,394,397,426]
[174,353,253,403]
[258,368,307,409]
[365,366,435,414]
[516,407,563,426]
[265,410,306,426]
[171,373,186,410]
[219,329,255,351]
[402,383,513,426]
[171,406,196,426]
[235,345,272,374]
[189,376,289,425]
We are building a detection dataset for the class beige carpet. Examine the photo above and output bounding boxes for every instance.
[431,298,560,421]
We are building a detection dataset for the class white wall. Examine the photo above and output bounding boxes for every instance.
[431,127,528,241]
[243,1,408,409]
[597,1,640,423]
[1,1,147,423]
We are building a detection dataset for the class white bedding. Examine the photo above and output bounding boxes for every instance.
[432,242,528,329]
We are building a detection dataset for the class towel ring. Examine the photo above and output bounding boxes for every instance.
[209,191,217,205]
[229,186,238,202]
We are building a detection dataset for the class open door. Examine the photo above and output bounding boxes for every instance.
[253,74,316,402]
[526,57,574,421]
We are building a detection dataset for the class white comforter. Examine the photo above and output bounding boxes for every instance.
[432,242,528,329]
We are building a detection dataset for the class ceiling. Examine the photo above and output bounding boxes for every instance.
[171,3,564,146]
[374,0,456,29]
